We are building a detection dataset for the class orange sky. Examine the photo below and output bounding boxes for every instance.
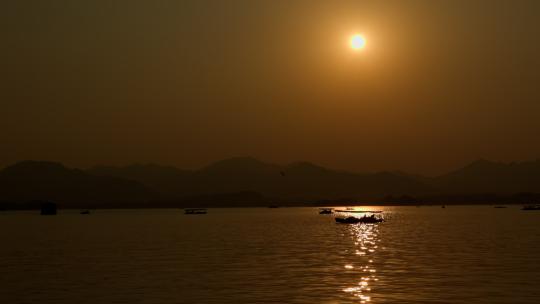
[1,0,540,175]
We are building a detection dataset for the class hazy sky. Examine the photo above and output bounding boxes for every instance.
[2,0,540,175]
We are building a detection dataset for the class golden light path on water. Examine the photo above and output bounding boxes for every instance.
[342,222,381,303]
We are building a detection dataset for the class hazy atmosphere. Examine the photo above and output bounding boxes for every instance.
[4,2,540,304]
[2,0,540,175]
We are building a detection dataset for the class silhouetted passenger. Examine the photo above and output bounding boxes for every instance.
[40,202,57,215]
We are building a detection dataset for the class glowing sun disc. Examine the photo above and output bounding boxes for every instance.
[351,34,366,50]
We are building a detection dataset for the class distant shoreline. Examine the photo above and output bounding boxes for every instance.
[0,200,531,211]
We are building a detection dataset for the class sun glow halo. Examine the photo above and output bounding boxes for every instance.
[350,34,366,50]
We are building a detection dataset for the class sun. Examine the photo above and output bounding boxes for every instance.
[350,34,366,50]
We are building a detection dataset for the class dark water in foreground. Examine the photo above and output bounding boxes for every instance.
[1,206,540,304]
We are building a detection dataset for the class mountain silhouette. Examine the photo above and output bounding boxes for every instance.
[89,157,434,201]
[90,163,193,197]
[0,161,158,208]
[432,159,540,194]
[3,157,540,209]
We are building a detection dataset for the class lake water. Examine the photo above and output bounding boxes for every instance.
[1,206,539,303]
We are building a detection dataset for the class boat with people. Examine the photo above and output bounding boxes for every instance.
[522,205,540,211]
[335,214,384,224]
[319,208,334,214]
[334,209,384,224]
[184,208,207,215]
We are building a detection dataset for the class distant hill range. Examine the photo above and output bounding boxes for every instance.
[0,161,157,209]
[2,157,540,209]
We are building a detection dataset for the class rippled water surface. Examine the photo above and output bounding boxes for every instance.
[1,206,540,303]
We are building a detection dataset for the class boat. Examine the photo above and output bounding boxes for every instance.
[80,210,91,215]
[184,208,207,215]
[40,202,57,215]
[522,205,540,211]
[319,208,334,214]
[268,205,279,208]
[335,214,384,224]
[494,206,507,209]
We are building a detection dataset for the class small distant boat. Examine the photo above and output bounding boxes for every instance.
[268,205,279,209]
[494,206,507,209]
[40,202,57,215]
[80,210,91,215]
[319,208,334,214]
[441,205,446,209]
[522,205,540,211]
[184,208,207,215]
[335,215,384,224]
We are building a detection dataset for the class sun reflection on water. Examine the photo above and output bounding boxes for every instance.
[342,223,380,303]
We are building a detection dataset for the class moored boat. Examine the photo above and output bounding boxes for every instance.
[40,202,57,215]
[335,215,384,224]
[522,205,540,211]
[184,208,207,215]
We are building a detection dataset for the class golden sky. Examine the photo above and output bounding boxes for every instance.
[1,0,540,175]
